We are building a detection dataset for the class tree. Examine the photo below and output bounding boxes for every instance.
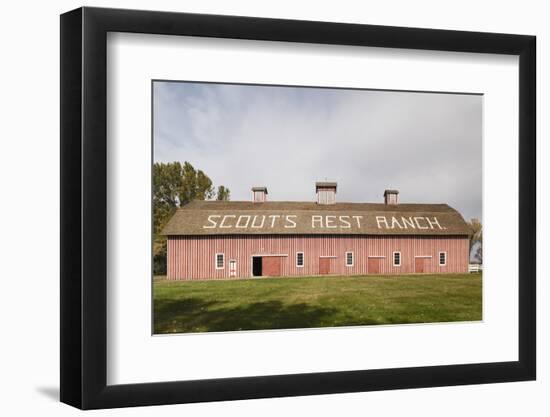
[178,162,215,204]
[467,218,483,263]
[475,243,483,264]
[216,185,231,201]
[152,161,230,274]
[153,162,184,235]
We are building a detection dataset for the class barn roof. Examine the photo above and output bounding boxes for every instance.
[161,201,471,236]
[384,189,399,195]
[251,186,268,193]
[315,181,337,188]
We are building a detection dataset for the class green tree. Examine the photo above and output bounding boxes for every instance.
[178,162,215,204]
[153,161,229,274]
[216,185,231,201]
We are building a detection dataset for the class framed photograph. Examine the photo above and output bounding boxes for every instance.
[60,6,536,409]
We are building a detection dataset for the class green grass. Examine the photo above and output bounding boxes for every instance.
[153,273,482,334]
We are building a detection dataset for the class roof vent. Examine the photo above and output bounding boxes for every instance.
[316,181,337,205]
[252,186,268,203]
[384,189,399,205]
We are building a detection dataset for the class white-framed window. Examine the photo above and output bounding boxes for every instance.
[296,252,304,267]
[393,251,401,266]
[215,253,225,269]
[345,251,354,267]
[439,251,447,266]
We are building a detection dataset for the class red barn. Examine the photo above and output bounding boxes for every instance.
[162,183,471,280]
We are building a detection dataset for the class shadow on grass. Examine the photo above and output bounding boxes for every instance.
[154,298,341,334]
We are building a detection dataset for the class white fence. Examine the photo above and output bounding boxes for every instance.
[468,264,483,273]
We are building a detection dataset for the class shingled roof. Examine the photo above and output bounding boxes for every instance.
[162,200,471,236]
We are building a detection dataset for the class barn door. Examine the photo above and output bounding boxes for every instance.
[367,257,381,274]
[229,260,237,277]
[415,258,426,273]
[263,257,282,277]
[319,258,330,274]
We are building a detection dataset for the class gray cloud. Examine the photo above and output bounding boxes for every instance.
[154,82,482,221]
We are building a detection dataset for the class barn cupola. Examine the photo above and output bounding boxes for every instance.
[316,182,337,205]
[252,186,268,203]
[384,189,399,205]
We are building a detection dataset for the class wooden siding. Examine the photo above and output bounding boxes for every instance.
[384,193,398,205]
[316,188,336,205]
[166,235,469,280]
[368,257,382,274]
[319,257,331,274]
[253,190,266,203]
[263,256,282,276]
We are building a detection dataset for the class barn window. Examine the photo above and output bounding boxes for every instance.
[215,253,225,269]
[345,252,354,266]
[296,252,304,267]
[439,252,447,266]
[393,251,401,266]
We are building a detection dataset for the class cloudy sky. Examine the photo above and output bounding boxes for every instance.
[153,81,482,221]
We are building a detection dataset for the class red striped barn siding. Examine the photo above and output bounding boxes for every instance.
[166,235,469,280]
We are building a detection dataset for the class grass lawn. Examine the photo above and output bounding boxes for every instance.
[153,273,482,334]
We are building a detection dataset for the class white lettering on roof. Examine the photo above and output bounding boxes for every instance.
[201,214,445,231]
[376,216,389,229]
[339,216,351,228]
[268,214,280,228]
[284,215,297,228]
[311,215,323,228]
[220,215,236,228]
[203,215,221,228]
[235,215,251,228]
[250,215,266,228]
[414,217,429,229]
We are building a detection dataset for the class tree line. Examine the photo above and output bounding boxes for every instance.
[153,161,230,275]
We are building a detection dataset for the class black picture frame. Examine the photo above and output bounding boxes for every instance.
[60,6,536,410]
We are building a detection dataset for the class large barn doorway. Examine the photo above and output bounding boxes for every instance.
[252,257,262,277]
[367,257,382,274]
[252,256,283,277]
